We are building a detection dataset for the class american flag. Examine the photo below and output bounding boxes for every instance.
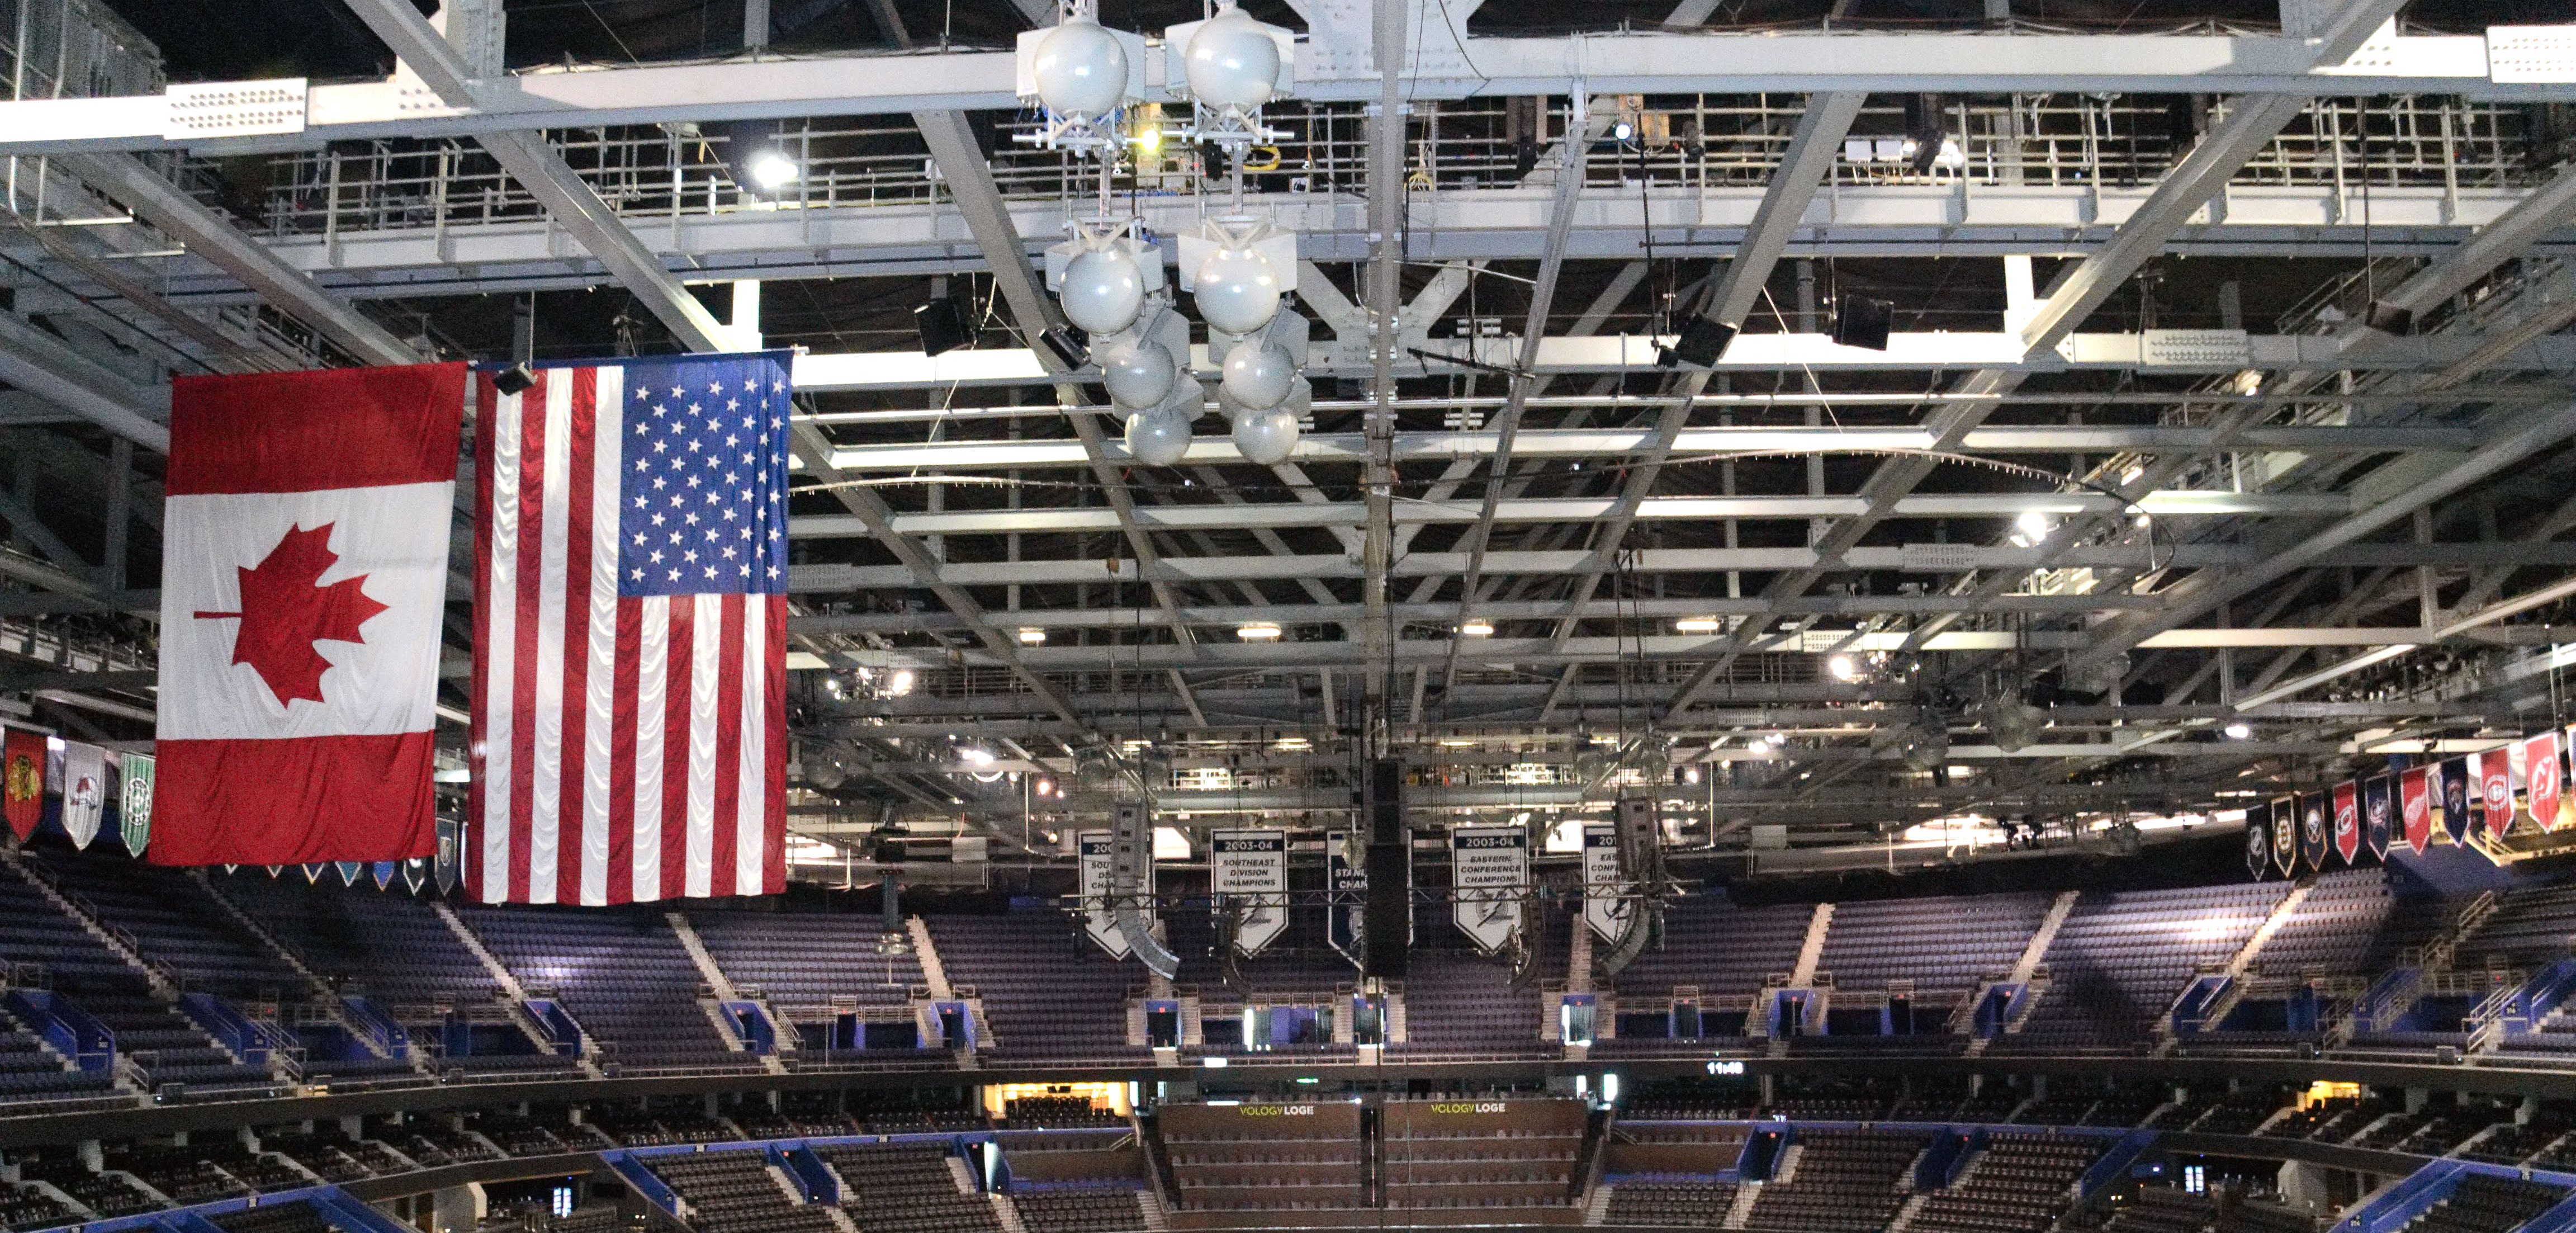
[470,353,790,905]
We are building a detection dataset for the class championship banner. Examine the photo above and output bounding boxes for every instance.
[2243,801,2272,880]
[1325,829,1365,965]
[2,730,42,840]
[2332,782,2361,865]
[1210,829,1289,958]
[2400,767,2432,854]
[2363,774,2393,861]
[1450,825,1527,955]
[2439,757,2474,844]
[58,741,105,851]
[2480,748,2516,839]
[2296,793,2328,873]
[158,363,462,866]
[1585,821,1636,943]
[2527,731,2564,832]
[1078,829,1129,960]
[117,752,154,857]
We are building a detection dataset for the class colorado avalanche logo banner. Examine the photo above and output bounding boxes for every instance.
[153,364,464,866]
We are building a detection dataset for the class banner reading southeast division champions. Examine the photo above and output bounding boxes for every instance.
[1210,829,1288,958]
[1450,825,1527,955]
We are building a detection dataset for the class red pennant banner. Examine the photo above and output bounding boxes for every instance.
[2481,748,2516,839]
[0,730,40,840]
[2332,781,2360,864]
[2399,766,2431,854]
[2527,731,2564,832]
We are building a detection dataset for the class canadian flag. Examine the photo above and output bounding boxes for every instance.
[151,363,466,866]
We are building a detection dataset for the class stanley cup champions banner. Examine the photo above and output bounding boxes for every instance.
[470,355,792,904]
[155,364,463,865]
[1210,829,1288,957]
[1451,825,1528,955]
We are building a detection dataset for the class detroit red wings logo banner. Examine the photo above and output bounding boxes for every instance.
[153,365,464,865]
[2399,767,2431,854]
[468,355,789,904]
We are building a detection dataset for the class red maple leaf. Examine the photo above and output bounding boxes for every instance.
[194,523,388,707]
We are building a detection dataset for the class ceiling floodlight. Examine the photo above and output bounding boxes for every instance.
[1237,622,1282,641]
[747,150,799,191]
[1828,654,1864,683]
[1458,620,1494,638]
[1017,627,1047,645]
[1674,617,1726,633]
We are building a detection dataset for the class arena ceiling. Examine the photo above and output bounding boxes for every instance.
[2,0,2574,880]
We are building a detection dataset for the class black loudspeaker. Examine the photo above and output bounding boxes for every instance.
[2364,301,2417,336]
[1361,759,1409,979]
[1832,295,1893,351]
[1038,324,1090,371]
[914,300,969,356]
[1658,316,1737,369]
[490,363,537,396]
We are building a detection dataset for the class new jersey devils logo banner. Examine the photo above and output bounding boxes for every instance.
[153,363,465,866]
[2526,731,2564,832]
[2479,748,2516,840]
[2399,767,2431,854]
[2332,781,2361,865]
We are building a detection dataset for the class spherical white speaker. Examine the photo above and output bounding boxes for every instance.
[1100,337,1176,409]
[1031,17,1130,118]
[1192,246,1281,335]
[1220,338,1296,409]
[1124,405,1192,466]
[1230,404,1299,466]
[1184,10,1281,110]
[1059,248,1145,336]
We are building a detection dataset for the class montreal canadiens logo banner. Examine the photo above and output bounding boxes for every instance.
[152,363,465,866]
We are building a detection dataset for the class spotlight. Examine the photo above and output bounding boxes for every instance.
[1038,324,1092,371]
[1018,627,1047,645]
[491,363,537,396]
[1828,654,1863,683]
[2014,511,2052,545]
[1674,617,1726,633]
[2224,721,2253,740]
[960,747,997,768]
[1458,620,1494,637]
[748,150,799,191]
[1237,622,1282,641]
[887,669,916,696]
[1611,120,1636,142]
[1658,316,1737,370]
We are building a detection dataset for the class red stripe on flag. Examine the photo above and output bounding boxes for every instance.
[661,596,695,903]
[711,593,745,896]
[508,372,547,905]
[763,596,787,895]
[151,735,439,864]
[169,363,467,495]
[557,367,596,902]
[607,597,642,905]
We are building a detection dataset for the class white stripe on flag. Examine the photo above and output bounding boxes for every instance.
[480,386,523,904]
[686,592,721,899]
[580,367,624,906]
[633,594,668,903]
[525,375,575,905]
[735,593,766,895]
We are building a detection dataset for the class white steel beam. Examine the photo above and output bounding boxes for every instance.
[0,311,172,452]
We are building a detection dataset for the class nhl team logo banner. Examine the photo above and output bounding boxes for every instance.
[1210,829,1288,958]
[2332,781,2361,865]
[1,729,42,840]
[2526,731,2564,832]
[2243,801,2272,880]
[2438,757,2473,844]
[1078,829,1128,960]
[2362,774,2393,861]
[1451,825,1527,955]
[2399,767,2431,854]
[2296,793,2329,873]
[155,363,463,866]
[58,741,105,851]
[2273,796,2299,877]
[2479,748,2516,839]
[117,752,153,857]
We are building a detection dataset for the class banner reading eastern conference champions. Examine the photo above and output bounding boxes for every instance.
[149,357,789,904]
[2245,726,2576,880]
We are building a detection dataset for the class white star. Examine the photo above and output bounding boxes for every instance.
[725,434,740,450]
[650,550,664,564]
[723,470,740,485]
[628,568,643,581]
[771,380,784,393]
[688,402,702,415]
[631,533,646,546]
[767,565,780,579]
[740,452,755,465]
[738,563,751,577]
[721,507,737,522]
[740,418,754,432]
[704,566,719,580]
[632,495,647,509]
[769,417,783,431]
[652,440,669,454]
[684,511,700,526]
[704,528,718,542]
[652,403,670,418]
[651,513,665,526]
[705,418,723,434]
[769,527,783,541]
[738,526,753,540]
[668,568,682,582]
[669,531,683,546]
[633,422,650,436]
[745,378,759,392]
[669,385,684,398]
[652,476,667,490]
[669,494,684,508]
[685,439,701,453]
[708,381,723,395]
[684,550,698,563]
[633,385,649,400]
[633,459,648,473]
[722,546,737,560]
[684,473,702,488]
[727,399,739,412]
[737,488,753,503]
